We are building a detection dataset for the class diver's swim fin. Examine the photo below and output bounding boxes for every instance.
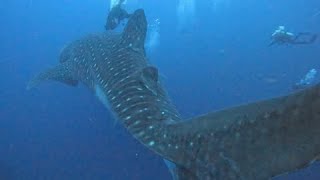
[310,34,318,43]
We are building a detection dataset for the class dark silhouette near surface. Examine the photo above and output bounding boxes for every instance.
[105,0,131,30]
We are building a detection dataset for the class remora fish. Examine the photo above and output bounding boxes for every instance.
[28,9,320,179]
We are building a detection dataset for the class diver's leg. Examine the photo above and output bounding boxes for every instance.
[310,34,318,43]
[297,32,311,36]
[292,41,311,44]
[292,33,310,41]
[293,33,317,44]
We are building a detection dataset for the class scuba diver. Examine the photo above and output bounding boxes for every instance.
[105,0,131,30]
[269,26,318,46]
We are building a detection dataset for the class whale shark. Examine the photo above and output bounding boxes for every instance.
[28,9,320,179]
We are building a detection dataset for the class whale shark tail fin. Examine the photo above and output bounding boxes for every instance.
[121,9,147,53]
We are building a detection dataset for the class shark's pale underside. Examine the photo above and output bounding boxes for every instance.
[28,9,320,180]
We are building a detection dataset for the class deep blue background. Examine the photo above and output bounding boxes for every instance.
[1,0,320,179]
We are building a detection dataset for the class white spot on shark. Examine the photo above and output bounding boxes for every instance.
[133,120,141,126]
[121,108,128,113]
[148,141,155,146]
[137,131,145,137]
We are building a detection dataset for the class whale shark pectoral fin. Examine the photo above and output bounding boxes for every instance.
[310,154,320,165]
[27,63,78,90]
[164,159,196,180]
[163,159,177,179]
[172,165,197,180]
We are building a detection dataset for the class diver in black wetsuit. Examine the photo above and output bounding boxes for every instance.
[269,26,318,46]
[105,0,131,30]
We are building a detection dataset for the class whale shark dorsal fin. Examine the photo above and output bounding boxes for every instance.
[121,9,147,51]
[139,66,159,95]
[27,63,78,90]
[142,66,158,82]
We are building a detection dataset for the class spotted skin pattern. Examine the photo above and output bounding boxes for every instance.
[28,9,320,180]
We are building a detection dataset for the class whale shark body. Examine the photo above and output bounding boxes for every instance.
[29,9,320,179]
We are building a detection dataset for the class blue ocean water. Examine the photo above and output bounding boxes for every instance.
[0,0,320,179]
